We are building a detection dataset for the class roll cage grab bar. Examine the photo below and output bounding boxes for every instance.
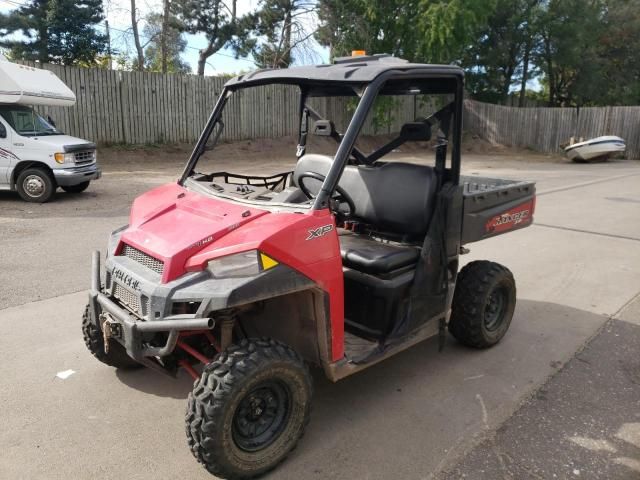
[179,71,464,210]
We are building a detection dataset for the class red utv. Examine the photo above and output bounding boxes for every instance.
[83,54,535,479]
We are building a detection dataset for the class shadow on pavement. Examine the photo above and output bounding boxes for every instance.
[439,318,640,480]
[102,298,610,480]
[115,367,195,399]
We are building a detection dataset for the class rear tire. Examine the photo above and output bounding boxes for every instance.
[81,304,141,369]
[186,338,313,479]
[16,167,55,203]
[449,261,516,348]
[62,181,90,193]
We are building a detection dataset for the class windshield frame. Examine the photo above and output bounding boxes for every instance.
[179,70,464,209]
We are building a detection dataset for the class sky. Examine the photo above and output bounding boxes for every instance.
[103,0,329,75]
[0,0,329,75]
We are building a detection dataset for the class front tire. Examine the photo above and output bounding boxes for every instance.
[81,304,141,369]
[16,167,55,203]
[186,338,313,479]
[62,181,90,193]
[449,261,516,348]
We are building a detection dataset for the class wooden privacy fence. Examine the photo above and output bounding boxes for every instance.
[16,62,640,158]
[17,62,445,146]
[21,61,229,144]
[464,100,640,159]
[19,62,417,145]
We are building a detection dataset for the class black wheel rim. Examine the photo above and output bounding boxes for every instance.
[484,286,507,332]
[232,380,291,452]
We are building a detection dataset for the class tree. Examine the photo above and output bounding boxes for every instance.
[416,0,494,64]
[172,0,256,75]
[130,0,145,70]
[464,0,542,104]
[595,0,640,105]
[161,0,170,73]
[0,0,107,65]
[252,0,317,69]
[535,0,605,106]
[138,12,191,73]
[316,0,423,60]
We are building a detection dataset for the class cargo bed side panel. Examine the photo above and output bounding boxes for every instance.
[460,176,535,245]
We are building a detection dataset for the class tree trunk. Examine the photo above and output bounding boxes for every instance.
[161,0,169,73]
[282,4,292,67]
[197,40,215,76]
[519,38,531,107]
[501,65,515,103]
[130,0,145,70]
[543,36,555,106]
[197,0,237,76]
[197,53,207,76]
[105,20,112,70]
[38,23,48,64]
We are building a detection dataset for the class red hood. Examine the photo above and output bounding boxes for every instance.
[119,183,268,282]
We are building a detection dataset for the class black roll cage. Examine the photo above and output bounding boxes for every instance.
[179,69,464,211]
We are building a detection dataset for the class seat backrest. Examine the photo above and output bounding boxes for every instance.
[293,154,437,236]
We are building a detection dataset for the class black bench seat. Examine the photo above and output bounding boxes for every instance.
[339,232,420,275]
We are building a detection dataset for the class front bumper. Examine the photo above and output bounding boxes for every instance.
[54,163,101,186]
[88,251,213,368]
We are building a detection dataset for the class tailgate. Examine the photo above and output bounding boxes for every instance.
[460,176,536,245]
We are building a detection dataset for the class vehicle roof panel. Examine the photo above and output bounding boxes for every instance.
[225,55,464,88]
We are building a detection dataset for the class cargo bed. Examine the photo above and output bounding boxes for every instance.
[460,175,536,245]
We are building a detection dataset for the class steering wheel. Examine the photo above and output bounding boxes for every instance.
[297,171,356,220]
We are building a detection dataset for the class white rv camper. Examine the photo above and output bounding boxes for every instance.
[0,59,99,202]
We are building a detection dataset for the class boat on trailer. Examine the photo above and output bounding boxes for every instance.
[564,135,626,161]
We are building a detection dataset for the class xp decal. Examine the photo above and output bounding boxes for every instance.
[306,224,333,240]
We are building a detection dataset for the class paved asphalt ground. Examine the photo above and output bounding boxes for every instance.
[1,152,639,479]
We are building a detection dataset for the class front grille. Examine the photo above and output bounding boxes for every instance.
[74,150,95,165]
[121,244,164,275]
[113,283,148,316]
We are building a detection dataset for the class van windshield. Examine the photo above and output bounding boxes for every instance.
[0,105,62,136]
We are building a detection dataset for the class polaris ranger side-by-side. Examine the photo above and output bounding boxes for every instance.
[83,55,535,479]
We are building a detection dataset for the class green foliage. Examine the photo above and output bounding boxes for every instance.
[416,0,493,63]
[464,0,541,103]
[316,0,423,60]
[316,0,489,63]
[318,0,640,107]
[0,0,107,65]
[598,0,640,104]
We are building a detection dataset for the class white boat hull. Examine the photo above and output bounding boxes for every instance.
[565,136,626,161]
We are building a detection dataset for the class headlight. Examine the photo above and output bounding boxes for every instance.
[206,251,279,278]
[54,152,75,164]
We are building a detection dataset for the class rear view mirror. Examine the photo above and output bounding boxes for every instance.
[313,120,333,136]
[0,123,6,139]
[400,122,431,141]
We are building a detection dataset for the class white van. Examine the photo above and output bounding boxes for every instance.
[0,59,100,202]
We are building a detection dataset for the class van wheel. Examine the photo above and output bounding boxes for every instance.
[449,261,516,348]
[16,167,55,202]
[62,181,90,193]
[186,338,313,479]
